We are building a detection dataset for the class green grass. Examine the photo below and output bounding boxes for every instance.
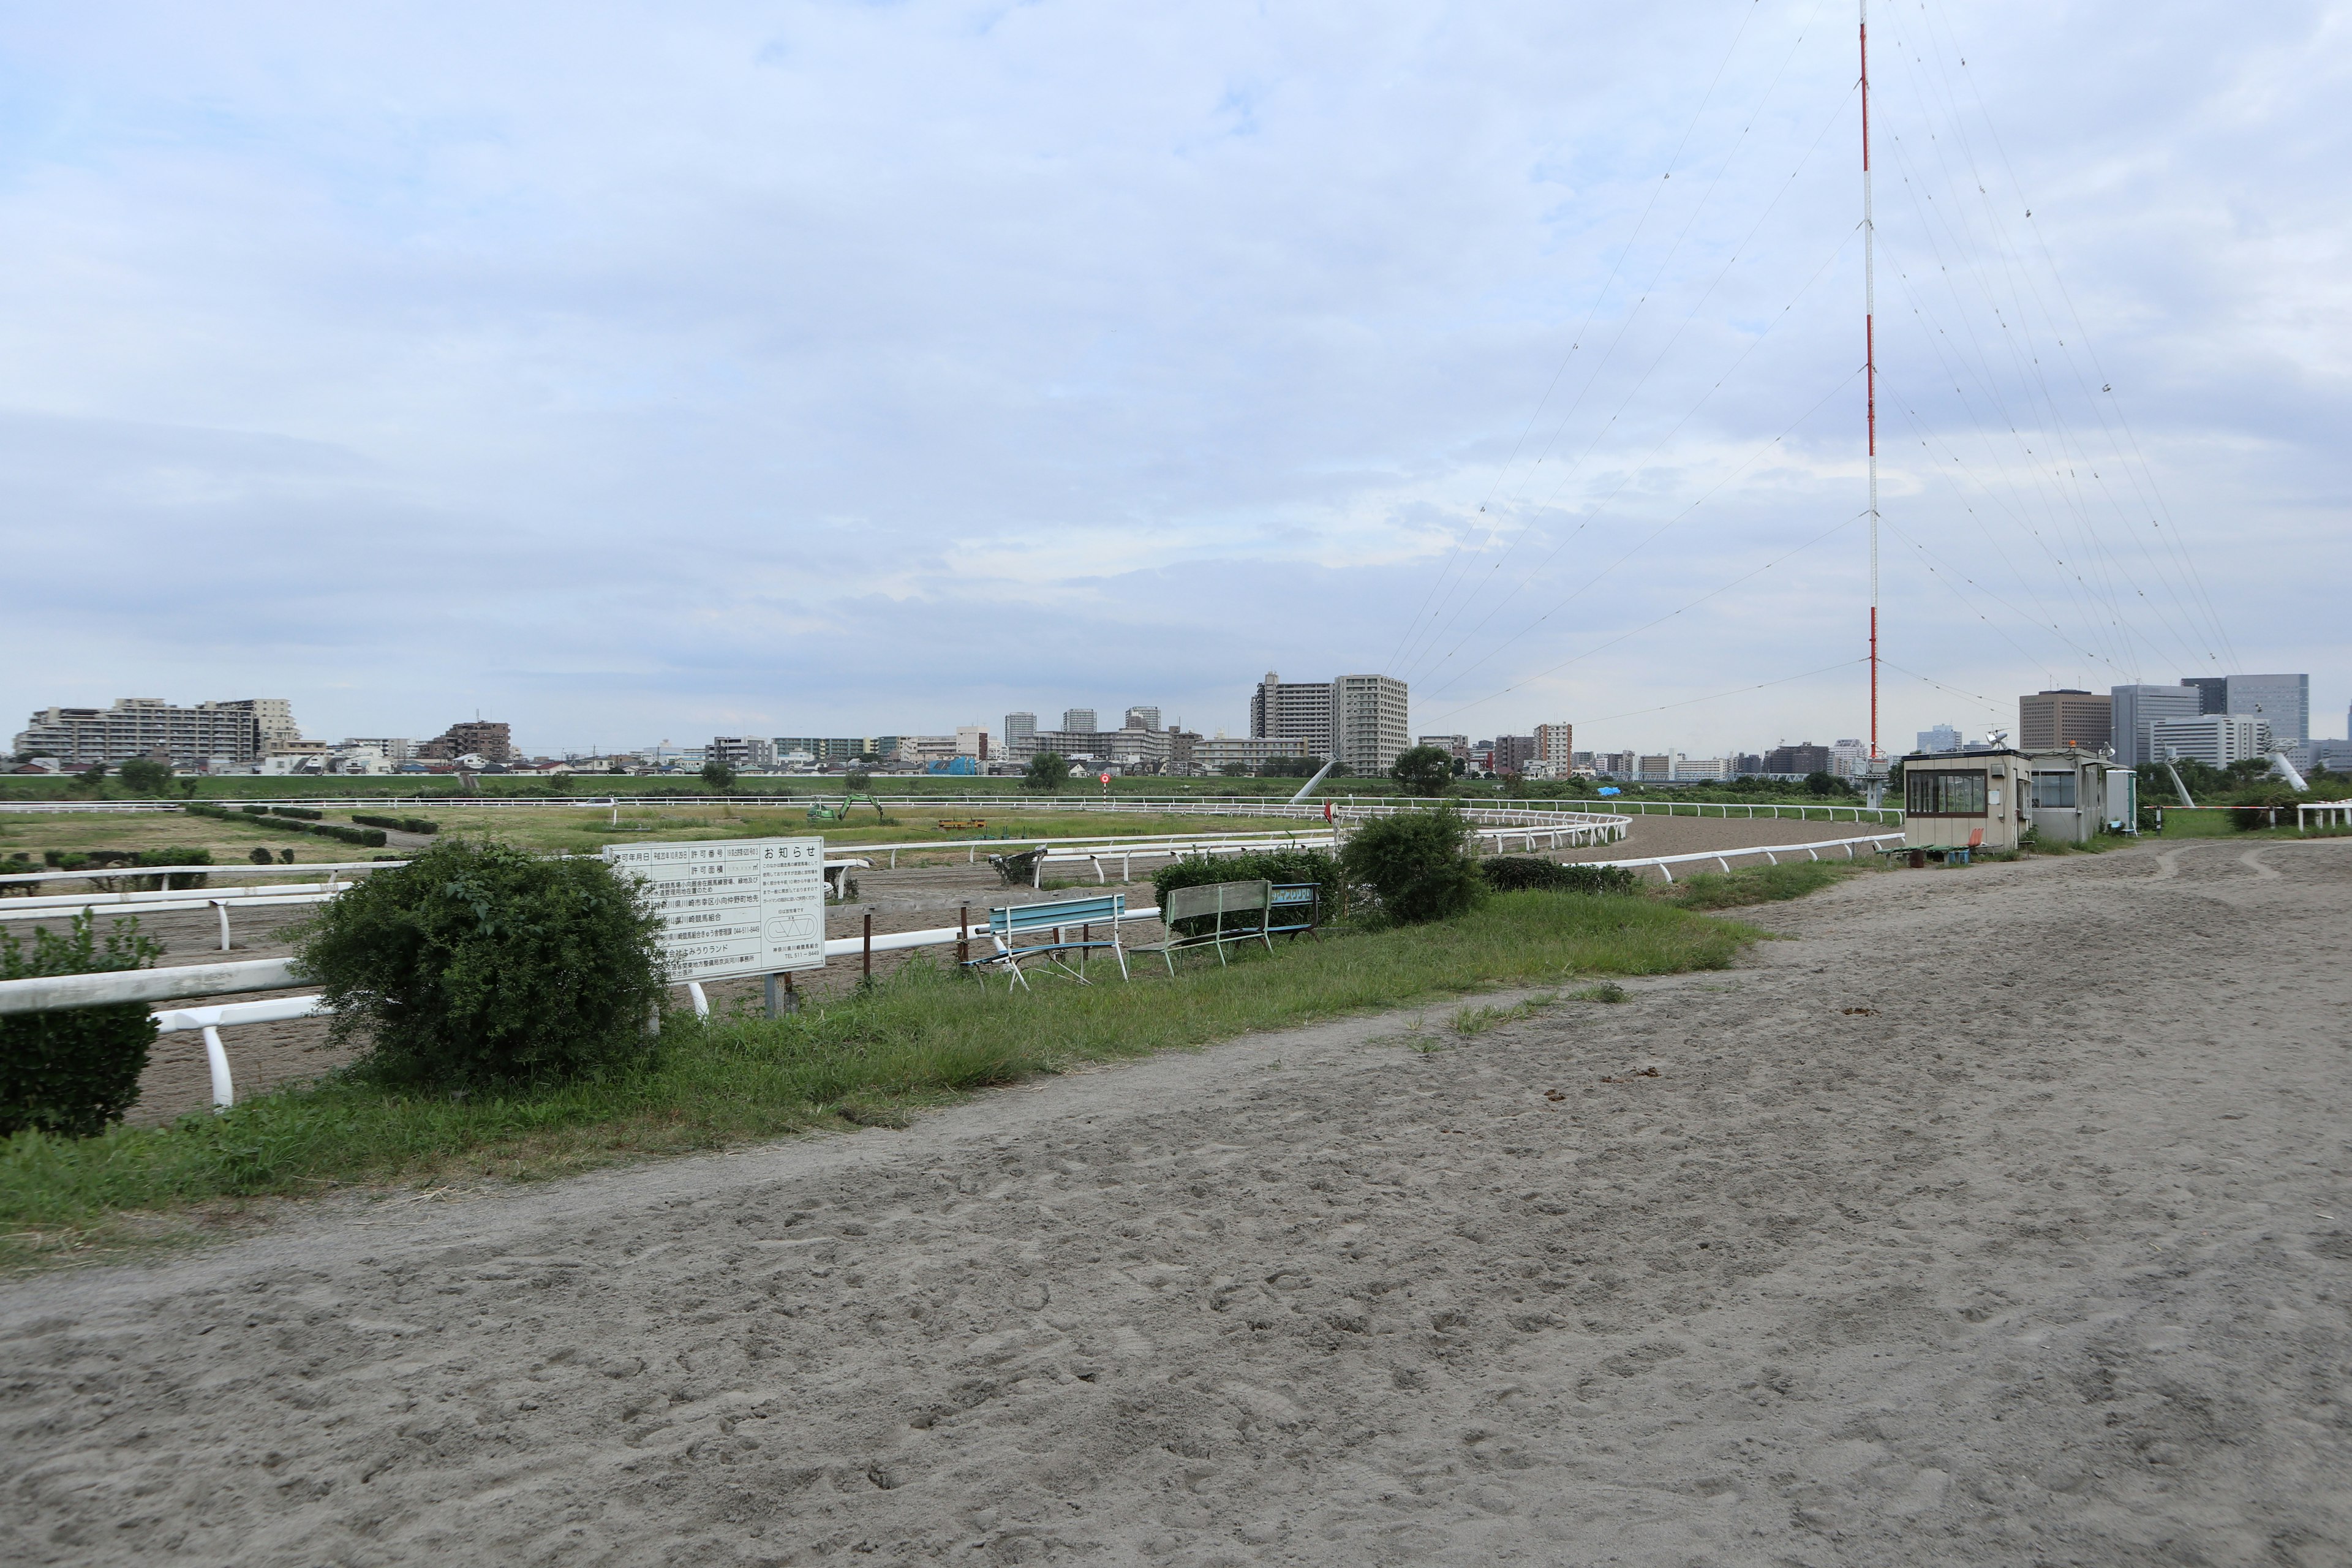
[0,892,1758,1267]
[1665,859,1854,910]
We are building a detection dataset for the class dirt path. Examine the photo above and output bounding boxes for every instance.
[7,837,2350,1562]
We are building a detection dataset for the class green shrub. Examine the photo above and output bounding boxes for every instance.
[1340,805,1483,924]
[290,837,668,1088]
[352,813,439,835]
[1151,848,1344,935]
[2229,783,2299,830]
[270,805,324,821]
[131,848,211,891]
[116,757,175,795]
[1479,855,1640,895]
[249,847,276,865]
[0,914,164,1138]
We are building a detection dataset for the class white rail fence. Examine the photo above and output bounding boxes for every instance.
[0,792,1904,825]
[0,831,1896,1112]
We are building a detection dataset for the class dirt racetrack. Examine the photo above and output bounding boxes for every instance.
[6,836,2349,1565]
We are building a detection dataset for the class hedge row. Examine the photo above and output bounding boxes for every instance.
[1477,856,1641,895]
[249,805,323,821]
[0,915,164,1137]
[187,802,386,849]
[351,813,439,835]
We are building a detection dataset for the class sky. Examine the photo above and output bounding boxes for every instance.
[3,1,2347,758]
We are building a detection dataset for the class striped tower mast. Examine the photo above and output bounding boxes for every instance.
[1860,0,1880,768]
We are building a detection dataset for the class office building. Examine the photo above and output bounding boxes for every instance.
[1593,750,1638,778]
[1672,755,1733,781]
[2110,685,2201,767]
[2019,690,2112,751]
[775,737,899,763]
[1027,725,1170,769]
[1763,742,1831,776]
[1060,709,1098,734]
[1915,724,1963,755]
[13,696,297,766]
[2182,677,2228,715]
[1734,753,1765,776]
[1417,734,1469,759]
[1636,755,1673,782]
[1123,706,1161,733]
[956,726,991,760]
[2224,674,2309,743]
[2150,714,2272,769]
[1003,712,1037,760]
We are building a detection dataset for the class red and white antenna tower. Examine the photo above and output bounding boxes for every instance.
[1860,0,1880,763]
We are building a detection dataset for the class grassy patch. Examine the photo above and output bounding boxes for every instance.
[1449,993,1558,1036]
[1568,981,1630,1003]
[0,892,1758,1266]
[1665,859,1853,910]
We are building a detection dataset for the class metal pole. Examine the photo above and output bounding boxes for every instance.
[1861,0,1880,766]
[958,904,970,966]
[764,973,780,1019]
[862,911,873,980]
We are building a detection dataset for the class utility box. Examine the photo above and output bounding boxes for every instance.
[1904,746,2123,850]
[1902,748,2033,851]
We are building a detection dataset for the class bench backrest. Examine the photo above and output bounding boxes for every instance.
[1162,880,1272,924]
[1267,883,1319,910]
[992,893,1126,938]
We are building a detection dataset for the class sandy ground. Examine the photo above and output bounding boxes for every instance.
[5,837,2350,1563]
[13,813,1870,1126]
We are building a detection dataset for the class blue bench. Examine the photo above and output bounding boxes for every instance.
[1267,882,1322,940]
[966,893,1129,989]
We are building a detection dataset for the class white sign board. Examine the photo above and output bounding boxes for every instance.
[603,837,827,981]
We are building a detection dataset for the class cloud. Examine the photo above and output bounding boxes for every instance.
[1,0,2345,756]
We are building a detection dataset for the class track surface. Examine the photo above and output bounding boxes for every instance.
[5,839,2348,1564]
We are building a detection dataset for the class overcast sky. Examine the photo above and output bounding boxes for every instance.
[4,1,2346,757]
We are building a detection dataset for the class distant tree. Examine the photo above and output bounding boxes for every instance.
[1024,752,1069,791]
[699,759,737,792]
[1254,756,1322,778]
[1218,763,1251,778]
[1801,771,1850,797]
[70,763,107,793]
[116,757,173,794]
[1390,744,1455,798]
[844,767,872,791]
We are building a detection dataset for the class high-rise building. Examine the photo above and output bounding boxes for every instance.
[1533,723,1574,771]
[1914,724,1962,754]
[2150,715,2272,768]
[1003,712,1037,759]
[12,696,296,766]
[1061,708,1098,734]
[1332,674,1409,775]
[2111,685,2200,767]
[1734,753,1765,775]
[1123,706,1160,733]
[2181,677,2229,715]
[2018,690,2112,750]
[1250,673,1336,758]
[2224,674,2309,743]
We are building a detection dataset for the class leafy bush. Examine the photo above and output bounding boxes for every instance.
[129,848,211,891]
[249,847,277,865]
[1479,855,1640,895]
[1152,848,1344,935]
[699,759,737,791]
[0,914,164,1137]
[290,837,668,1088]
[1340,805,1483,924]
[116,757,175,794]
[1390,744,1455,797]
[2229,783,2299,830]
[1023,753,1068,791]
[270,806,324,821]
[189,802,383,847]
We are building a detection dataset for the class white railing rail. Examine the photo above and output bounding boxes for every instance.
[1592,832,1904,883]
[2299,802,2352,831]
[0,860,401,888]
[0,792,1904,824]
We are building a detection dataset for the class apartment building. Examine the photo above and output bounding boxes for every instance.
[13,696,297,766]
[1533,722,1574,771]
[418,720,517,763]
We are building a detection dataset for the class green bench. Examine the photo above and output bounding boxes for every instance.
[1134,879,1277,974]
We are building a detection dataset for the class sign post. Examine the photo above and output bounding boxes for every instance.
[603,837,827,1018]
